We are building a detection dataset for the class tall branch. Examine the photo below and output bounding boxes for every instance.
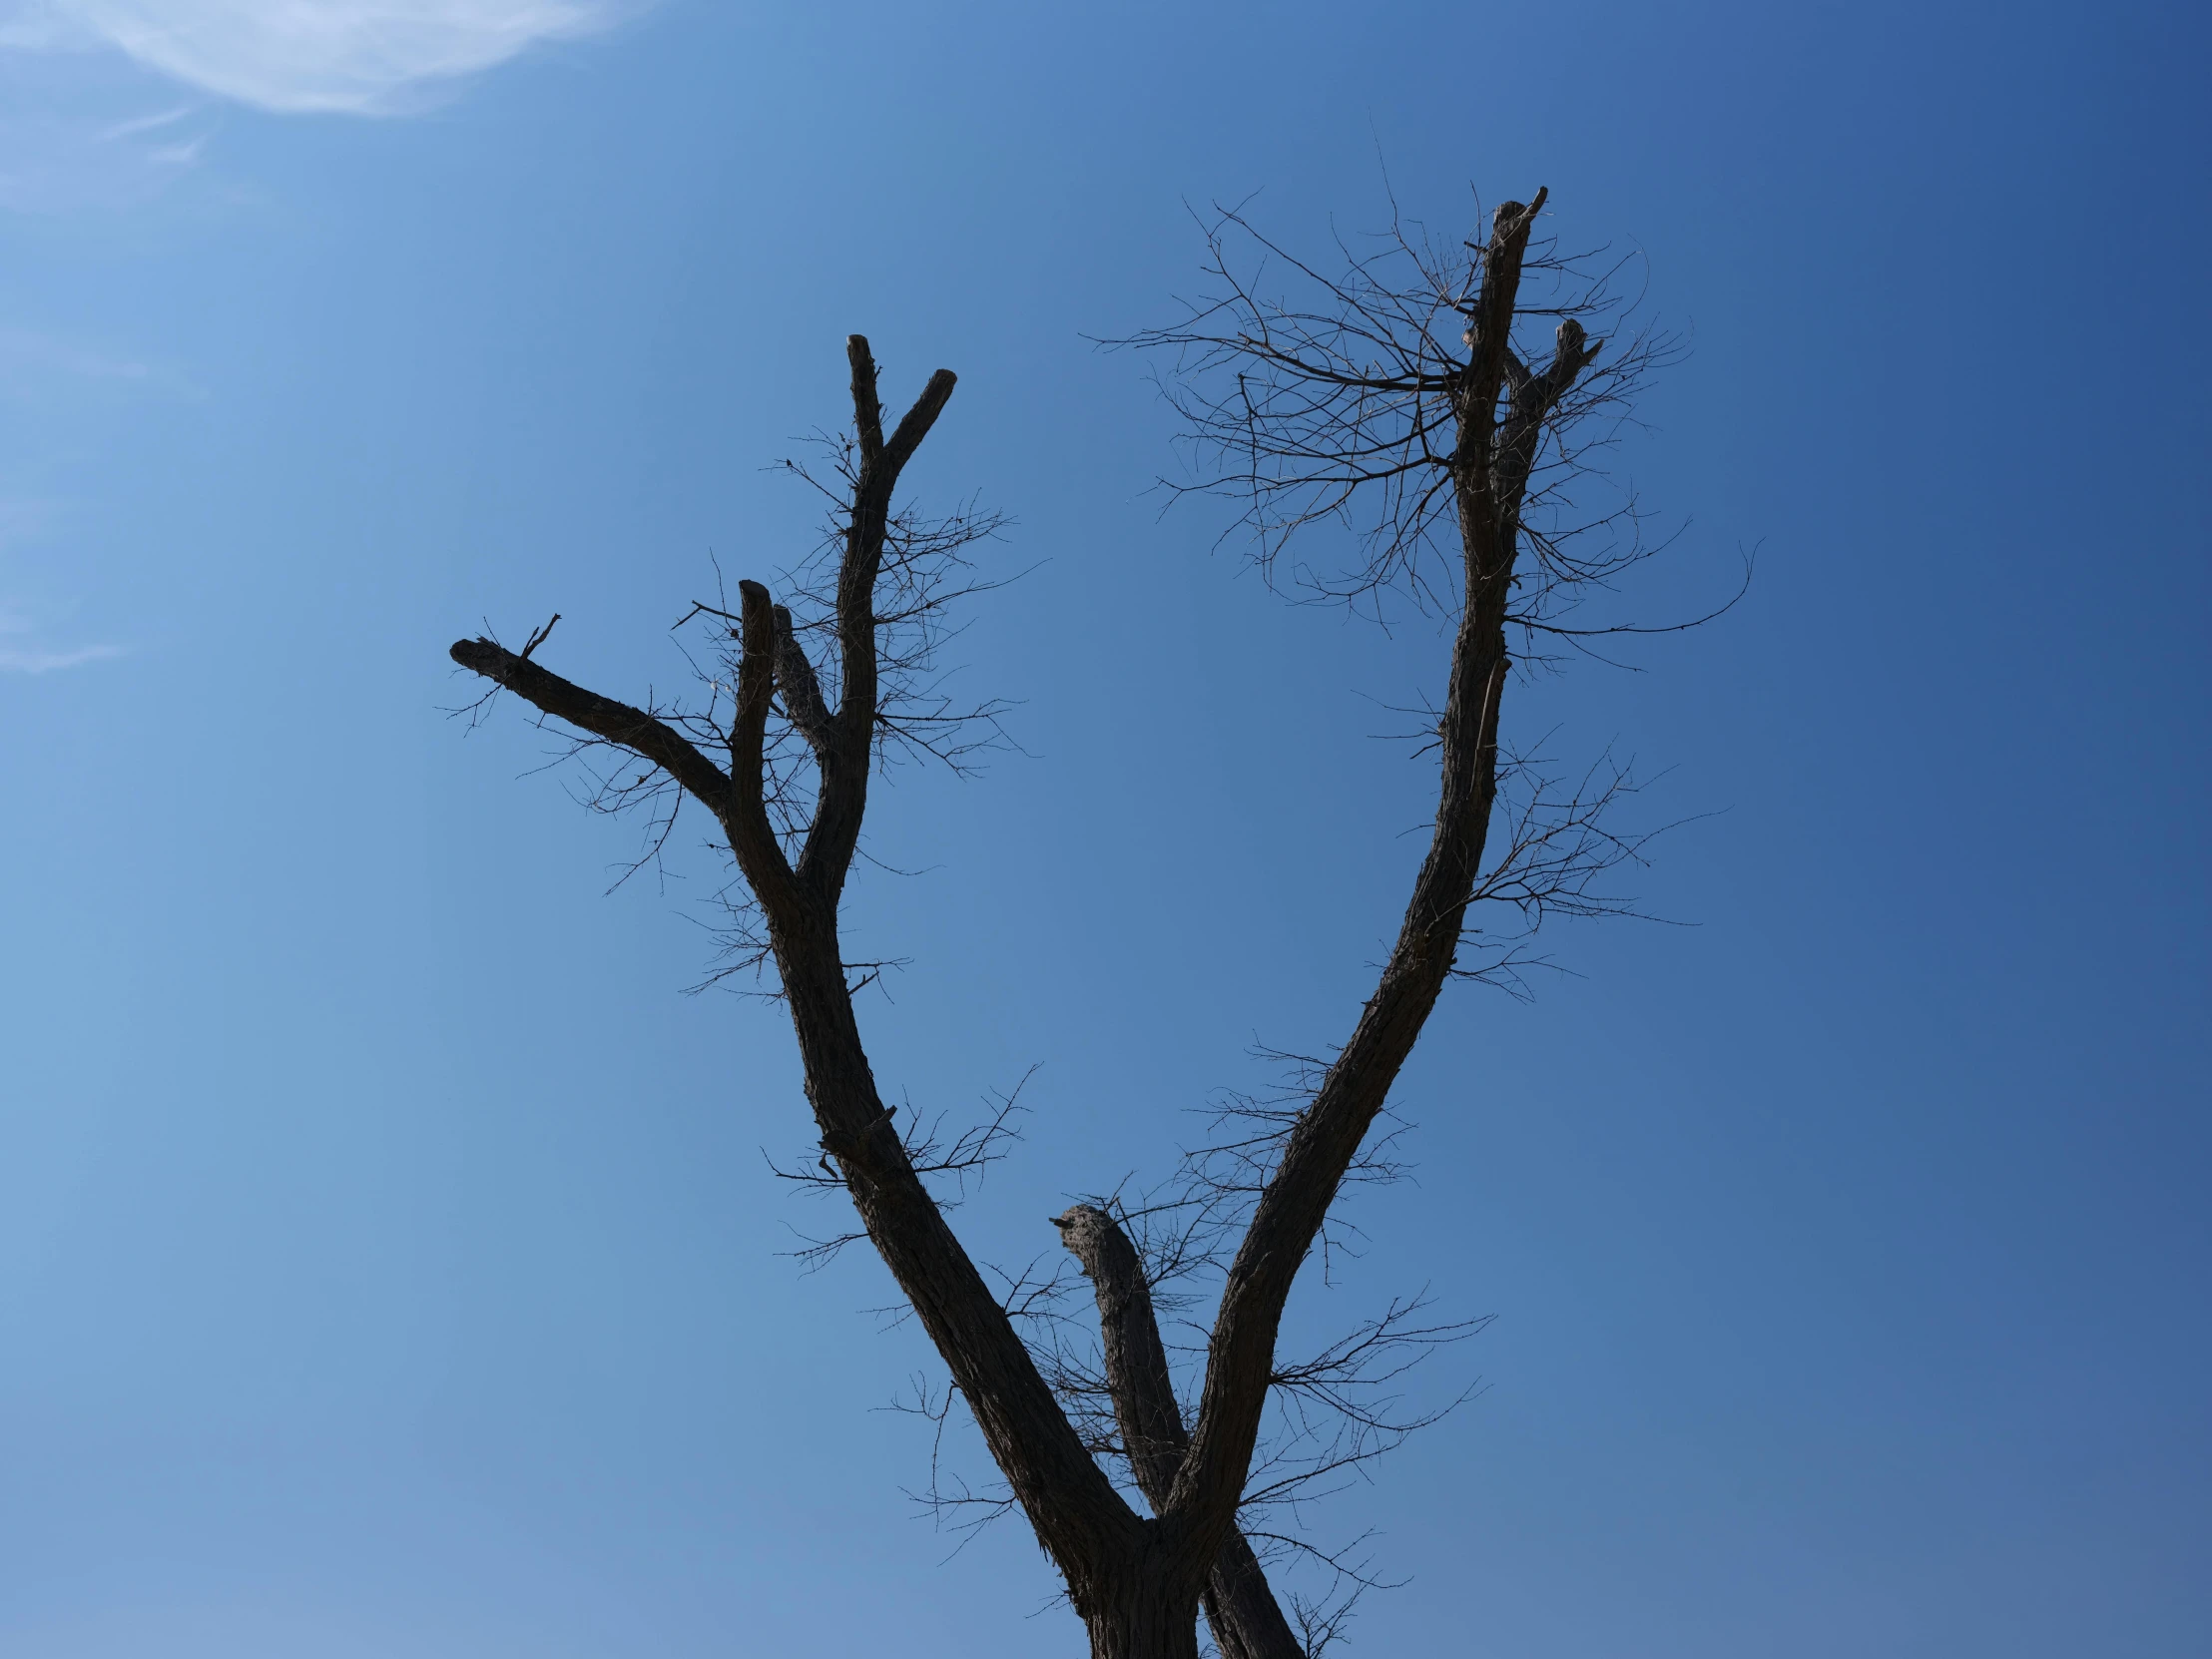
[1166,194,1591,1564]
[804,336,958,903]
[452,348,1147,1620]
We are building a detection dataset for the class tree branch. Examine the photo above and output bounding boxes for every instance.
[847,332,885,468]
[1167,192,1551,1563]
[1055,1205,1306,1659]
[730,581,801,905]
[772,602,836,755]
[804,337,959,903]
[1053,1205,1194,1503]
[1495,317,1602,521]
[451,599,801,913]
[448,637,734,820]
[453,336,1174,1629]
[883,367,959,475]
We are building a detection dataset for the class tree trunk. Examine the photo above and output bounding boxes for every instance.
[1201,1528,1304,1659]
[1055,1203,1308,1659]
[1084,1558,1204,1659]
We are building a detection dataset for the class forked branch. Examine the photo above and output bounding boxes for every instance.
[451,345,1151,1626]
[1055,1205,1305,1659]
[811,338,959,902]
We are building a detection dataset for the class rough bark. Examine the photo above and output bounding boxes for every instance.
[1055,1205,1306,1659]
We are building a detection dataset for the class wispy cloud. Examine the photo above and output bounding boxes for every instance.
[0,324,152,384]
[95,100,193,139]
[145,131,203,164]
[0,324,200,400]
[7,2,645,115]
[0,33,222,215]
[0,601,123,674]
[0,640,124,672]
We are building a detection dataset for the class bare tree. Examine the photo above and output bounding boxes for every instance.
[447,186,1704,1659]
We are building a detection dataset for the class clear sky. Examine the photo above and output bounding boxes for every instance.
[2,2,2206,1655]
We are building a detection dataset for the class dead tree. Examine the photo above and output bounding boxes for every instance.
[448,187,1690,1659]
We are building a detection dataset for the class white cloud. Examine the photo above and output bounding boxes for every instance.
[0,513,125,676]
[0,603,122,673]
[0,324,201,400]
[95,101,193,138]
[0,79,219,216]
[0,640,124,671]
[0,325,152,385]
[5,1,641,115]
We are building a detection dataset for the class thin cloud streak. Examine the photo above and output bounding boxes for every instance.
[96,101,195,140]
[0,325,203,398]
[0,606,123,674]
[0,325,150,384]
[0,641,124,672]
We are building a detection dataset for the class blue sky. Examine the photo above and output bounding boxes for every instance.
[1,2,2206,1654]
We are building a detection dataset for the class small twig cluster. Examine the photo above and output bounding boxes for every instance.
[679,451,1016,990]
[1115,191,1681,626]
